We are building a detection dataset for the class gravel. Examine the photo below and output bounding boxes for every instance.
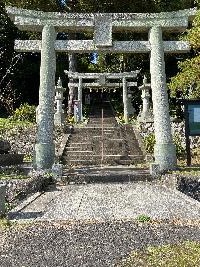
[0,220,200,267]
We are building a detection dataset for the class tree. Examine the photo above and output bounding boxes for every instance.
[169,8,200,99]
[1,0,198,115]
[4,0,65,12]
[0,2,22,114]
[0,0,70,114]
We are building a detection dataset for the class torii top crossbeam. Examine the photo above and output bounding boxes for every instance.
[65,71,139,79]
[65,71,138,88]
[6,6,197,54]
[6,6,196,32]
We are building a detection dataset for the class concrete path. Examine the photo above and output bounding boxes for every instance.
[8,180,200,222]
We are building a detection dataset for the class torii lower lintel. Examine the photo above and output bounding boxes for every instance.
[14,40,190,54]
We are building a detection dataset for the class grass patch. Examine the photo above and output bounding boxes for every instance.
[0,218,12,229]
[0,174,28,180]
[0,118,34,131]
[0,166,29,180]
[171,166,200,177]
[136,214,151,223]
[117,241,200,267]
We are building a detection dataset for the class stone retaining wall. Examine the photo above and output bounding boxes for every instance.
[1,125,65,157]
[5,172,53,207]
[162,174,200,202]
[137,121,200,150]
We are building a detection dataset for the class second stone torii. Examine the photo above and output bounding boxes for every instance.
[65,71,139,123]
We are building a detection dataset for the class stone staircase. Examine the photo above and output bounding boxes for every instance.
[62,100,145,167]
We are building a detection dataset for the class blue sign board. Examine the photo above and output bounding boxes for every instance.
[187,103,200,136]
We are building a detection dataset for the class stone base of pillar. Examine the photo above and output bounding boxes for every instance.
[137,113,154,123]
[137,108,154,123]
[54,112,65,126]
[154,143,177,171]
[35,143,55,170]
[149,163,160,177]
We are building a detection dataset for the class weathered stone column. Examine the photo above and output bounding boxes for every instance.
[35,25,56,169]
[54,77,66,126]
[149,26,177,171]
[141,76,150,116]
[123,77,129,123]
[78,77,83,121]
[127,89,135,116]
[138,76,153,122]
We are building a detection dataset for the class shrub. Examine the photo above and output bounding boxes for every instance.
[144,133,185,159]
[136,214,151,223]
[9,103,36,123]
[144,133,155,154]
[67,115,75,124]
[173,134,186,159]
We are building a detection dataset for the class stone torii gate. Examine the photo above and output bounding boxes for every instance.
[6,6,196,171]
[65,71,138,123]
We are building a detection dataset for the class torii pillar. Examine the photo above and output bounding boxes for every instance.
[149,26,176,171]
[34,25,56,169]
[122,77,129,124]
[77,77,83,122]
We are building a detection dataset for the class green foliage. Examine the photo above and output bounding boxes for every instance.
[76,0,195,13]
[0,118,33,132]
[0,173,27,180]
[116,112,126,124]
[144,133,156,154]
[173,134,186,159]
[4,0,64,12]
[118,241,200,267]
[0,166,28,180]
[23,154,33,162]
[169,55,200,99]
[169,10,200,99]
[136,214,151,223]
[9,103,36,123]
[144,133,185,159]
[0,218,11,228]
[67,115,75,124]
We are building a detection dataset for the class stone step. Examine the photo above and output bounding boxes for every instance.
[64,157,144,167]
[61,100,145,168]
[66,146,92,150]
[65,160,94,166]
[62,168,152,183]
[77,127,117,130]
[70,142,92,145]
[63,155,144,163]
[66,150,93,153]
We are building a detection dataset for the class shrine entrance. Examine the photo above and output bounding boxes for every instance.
[65,71,139,123]
[6,6,196,171]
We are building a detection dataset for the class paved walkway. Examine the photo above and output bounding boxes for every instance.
[8,178,200,222]
[4,171,200,267]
